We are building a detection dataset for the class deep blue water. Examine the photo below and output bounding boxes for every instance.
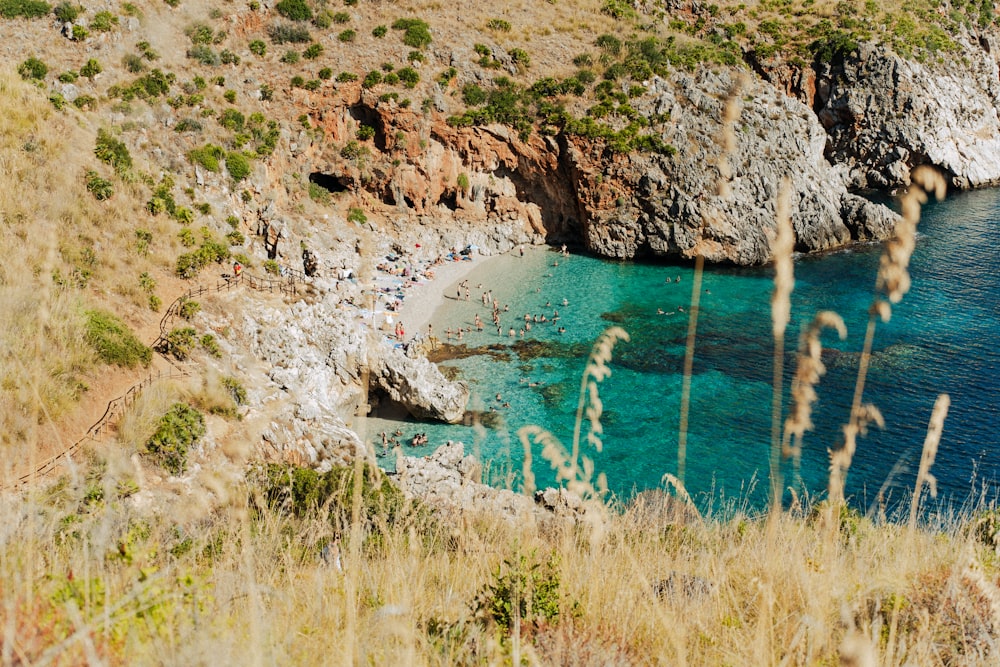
[371,188,1000,515]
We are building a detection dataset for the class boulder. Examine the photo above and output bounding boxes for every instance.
[371,345,469,423]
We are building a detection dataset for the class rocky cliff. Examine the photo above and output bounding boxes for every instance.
[301,70,898,267]
[814,39,1000,190]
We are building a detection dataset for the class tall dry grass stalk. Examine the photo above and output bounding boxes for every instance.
[908,393,950,528]
[677,73,746,485]
[769,179,794,511]
[782,312,847,477]
[520,326,629,543]
[831,166,947,506]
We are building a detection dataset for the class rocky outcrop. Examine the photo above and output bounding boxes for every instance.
[392,441,588,523]
[370,345,469,423]
[569,69,898,264]
[393,441,535,518]
[306,71,897,267]
[816,40,1000,190]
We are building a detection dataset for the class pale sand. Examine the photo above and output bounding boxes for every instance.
[396,251,511,339]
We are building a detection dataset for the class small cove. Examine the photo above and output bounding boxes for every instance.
[369,188,1000,514]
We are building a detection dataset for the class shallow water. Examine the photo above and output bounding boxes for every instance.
[369,188,1000,514]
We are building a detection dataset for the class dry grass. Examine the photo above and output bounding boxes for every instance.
[2,466,998,665]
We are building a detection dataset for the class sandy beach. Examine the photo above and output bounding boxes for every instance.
[395,250,511,339]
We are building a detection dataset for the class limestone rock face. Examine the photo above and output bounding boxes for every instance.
[816,41,1000,189]
[569,69,899,264]
[371,346,469,423]
[311,70,897,267]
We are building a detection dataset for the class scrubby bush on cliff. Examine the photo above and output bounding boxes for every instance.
[225,151,251,182]
[0,0,50,19]
[90,9,117,31]
[391,17,431,49]
[52,0,78,22]
[276,0,311,22]
[17,56,47,80]
[84,309,152,368]
[269,21,311,43]
[94,129,132,176]
[188,143,225,172]
[85,171,113,201]
[145,403,205,474]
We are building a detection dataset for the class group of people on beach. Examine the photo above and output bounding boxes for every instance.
[441,271,569,343]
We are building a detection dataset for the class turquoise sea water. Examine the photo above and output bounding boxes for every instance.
[371,188,1000,514]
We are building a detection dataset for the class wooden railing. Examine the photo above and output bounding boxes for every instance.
[4,263,309,491]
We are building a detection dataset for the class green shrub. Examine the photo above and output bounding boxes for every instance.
[595,33,622,55]
[90,9,117,30]
[303,42,323,59]
[397,66,419,88]
[391,17,431,49]
[174,206,194,225]
[318,67,332,80]
[48,92,66,109]
[146,403,205,475]
[52,0,78,22]
[218,107,245,132]
[188,45,220,66]
[263,259,280,275]
[276,0,311,22]
[174,118,202,133]
[226,229,245,246]
[362,70,382,89]
[509,48,530,69]
[336,28,355,42]
[123,53,145,73]
[226,151,251,181]
[372,24,387,37]
[163,327,197,359]
[70,24,87,40]
[249,39,266,56]
[85,171,113,200]
[487,18,511,31]
[347,207,366,224]
[178,228,196,246]
[148,294,162,311]
[17,56,47,80]
[94,129,132,176]
[84,309,152,368]
[282,50,300,64]
[269,21,311,43]
[356,124,375,141]
[188,143,225,172]
[456,172,469,193]
[72,95,96,110]
[200,333,221,358]
[308,181,331,204]
[80,58,102,79]
[223,376,247,405]
[383,72,399,85]
[134,229,152,256]
[0,0,51,19]
[186,22,214,44]
[336,71,357,82]
[221,50,240,65]
[601,0,635,19]
[461,83,486,106]
[178,299,201,320]
[475,551,561,634]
